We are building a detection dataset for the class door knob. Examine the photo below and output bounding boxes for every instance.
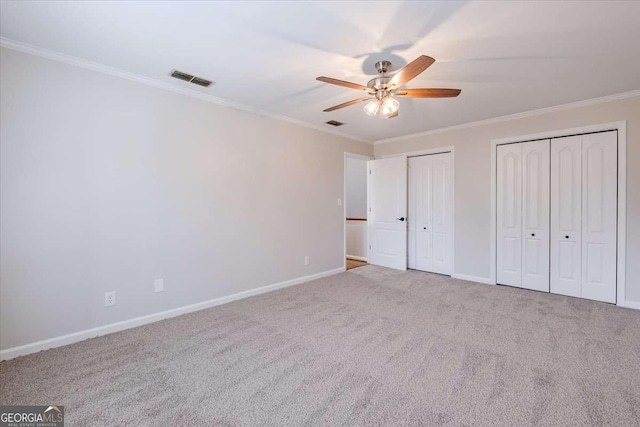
[423,227,427,230]
[396,217,405,221]
[531,233,535,237]
[565,235,569,239]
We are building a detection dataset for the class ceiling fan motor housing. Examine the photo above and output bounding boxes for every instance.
[369,60,394,99]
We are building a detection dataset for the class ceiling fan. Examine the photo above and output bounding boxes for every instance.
[316,55,460,119]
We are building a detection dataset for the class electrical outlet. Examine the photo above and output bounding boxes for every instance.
[104,291,116,307]
[154,278,164,293]
[304,256,310,266]
[337,198,342,206]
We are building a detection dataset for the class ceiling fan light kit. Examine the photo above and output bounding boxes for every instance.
[317,55,461,119]
[381,96,400,117]
[364,99,380,117]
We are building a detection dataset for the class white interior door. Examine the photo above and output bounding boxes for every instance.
[581,131,617,303]
[409,155,434,272]
[551,136,582,298]
[408,153,452,275]
[367,156,407,270]
[408,156,431,270]
[521,140,550,292]
[431,153,452,275]
[497,143,522,287]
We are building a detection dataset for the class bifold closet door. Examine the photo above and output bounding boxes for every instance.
[521,140,550,292]
[408,152,452,275]
[497,140,550,290]
[581,132,617,303]
[497,143,523,287]
[432,153,452,274]
[550,136,582,298]
[408,155,432,271]
[550,132,617,303]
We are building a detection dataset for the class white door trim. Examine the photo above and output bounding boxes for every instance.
[344,152,372,270]
[490,121,627,307]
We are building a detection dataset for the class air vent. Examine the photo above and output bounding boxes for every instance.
[191,77,213,87]
[170,70,193,82]
[326,120,344,127]
[170,70,215,88]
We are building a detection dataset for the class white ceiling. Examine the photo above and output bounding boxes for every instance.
[2,1,640,143]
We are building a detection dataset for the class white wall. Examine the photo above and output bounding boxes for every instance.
[0,47,373,351]
[345,157,367,219]
[346,220,367,260]
[375,94,640,304]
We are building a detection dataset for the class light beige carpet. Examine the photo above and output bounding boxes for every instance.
[1,266,640,426]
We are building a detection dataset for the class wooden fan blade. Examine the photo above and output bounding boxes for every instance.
[323,97,370,112]
[316,76,368,91]
[396,88,461,98]
[389,55,435,87]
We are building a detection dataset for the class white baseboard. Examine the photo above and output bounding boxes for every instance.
[621,300,640,310]
[346,255,367,262]
[450,275,640,310]
[0,267,345,361]
[451,273,495,285]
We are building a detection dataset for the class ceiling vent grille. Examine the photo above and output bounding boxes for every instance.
[326,120,344,127]
[170,70,214,87]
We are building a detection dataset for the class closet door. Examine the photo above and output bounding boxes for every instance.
[431,152,452,275]
[497,143,522,287]
[550,136,582,298]
[408,158,418,270]
[410,155,434,272]
[581,131,617,303]
[521,140,550,292]
[408,152,452,275]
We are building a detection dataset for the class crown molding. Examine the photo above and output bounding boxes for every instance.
[0,37,372,144]
[374,89,640,145]
[4,37,639,147]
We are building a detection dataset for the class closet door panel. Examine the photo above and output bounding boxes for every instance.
[551,136,582,297]
[497,144,522,287]
[414,156,433,272]
[408,158,418,270]
[522,140,550,292]
[432,153,452,275]
[581,131,617,303]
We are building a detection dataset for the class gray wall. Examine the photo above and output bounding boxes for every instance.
[345,157,367,219]
[375,95,640,304]
[0,47,372,350]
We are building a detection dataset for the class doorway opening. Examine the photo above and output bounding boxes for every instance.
[344,153,371,270]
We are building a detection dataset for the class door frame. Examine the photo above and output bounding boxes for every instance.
[378,146,456,275]
[344,152,372,270]
[490,121,627,306]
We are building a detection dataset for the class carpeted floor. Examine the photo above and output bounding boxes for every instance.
[2,266,640,426]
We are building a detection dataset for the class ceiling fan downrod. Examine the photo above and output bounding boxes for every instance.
[368,60,393,94]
